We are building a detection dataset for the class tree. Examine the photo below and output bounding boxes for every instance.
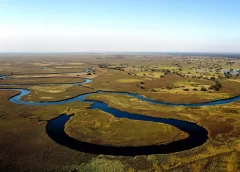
[201,87,207,91]
[209,80,222,91]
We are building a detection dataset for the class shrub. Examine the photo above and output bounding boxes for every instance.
[201,87,207,91]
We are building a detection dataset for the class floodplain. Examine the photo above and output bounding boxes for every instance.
[0,53,240,172]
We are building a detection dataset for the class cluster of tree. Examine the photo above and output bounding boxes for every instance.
[224,70,233,78]
[208,79,222,91]
[98,63,110,68]
[98,63,126,71]
[162,69,171,75]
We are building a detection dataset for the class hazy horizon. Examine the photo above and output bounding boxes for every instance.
[1,0,240,53]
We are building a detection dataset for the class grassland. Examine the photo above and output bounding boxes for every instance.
[0,77,85,85]
[22,85,93,101]
[0,90,97,172]
[87,70,240,103]
[0,54,240,172]
[85,93,240,171]
[65,109,188,147]
[86,93,240,140]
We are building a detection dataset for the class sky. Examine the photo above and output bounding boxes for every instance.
[0,0,240,53]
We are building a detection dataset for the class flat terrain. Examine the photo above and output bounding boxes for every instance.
[65,109,188,147]
[0,54,240,172]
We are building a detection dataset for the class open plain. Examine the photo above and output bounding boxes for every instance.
[0,53,240,172]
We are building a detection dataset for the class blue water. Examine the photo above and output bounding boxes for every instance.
[0,75,7,79]
[46,112,207,156]
[1,77,240,155]
[7,88,240,107]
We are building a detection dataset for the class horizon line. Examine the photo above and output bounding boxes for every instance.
[0,51,240,54]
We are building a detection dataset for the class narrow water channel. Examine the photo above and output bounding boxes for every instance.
[1,78,240,155]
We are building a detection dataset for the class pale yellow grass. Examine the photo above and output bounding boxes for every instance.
[30,85,73,93]
[116,78,144,83]
[135,71,164,78]
[10,73,84,78]
[40,97,53,100]
[54,66,84,69]
[228,79,240,83]
[174,81,208,87]
[33,62,85,66]
[151,88,230,100]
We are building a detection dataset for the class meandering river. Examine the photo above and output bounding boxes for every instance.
[1,77,240,156]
